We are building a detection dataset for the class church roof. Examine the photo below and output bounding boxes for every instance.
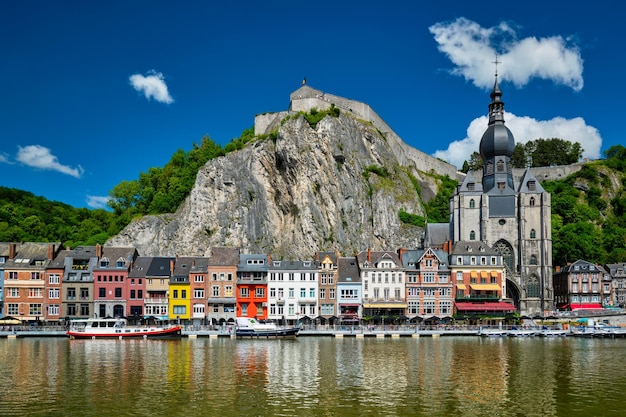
[517,168,546,193]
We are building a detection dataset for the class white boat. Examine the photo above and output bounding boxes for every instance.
[67,318,182,339]
[508,327,536,337]
[479,328,509,337]
[235,317,299,338]
[538,328,568,337]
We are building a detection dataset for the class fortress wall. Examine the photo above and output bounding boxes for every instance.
[254,111,289,136]
[287,87,458,178]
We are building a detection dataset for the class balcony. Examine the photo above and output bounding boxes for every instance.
[144,298,168,305]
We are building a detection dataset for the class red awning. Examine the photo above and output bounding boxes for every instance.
[571,303,603,310]
[339,303,361,307]
[455,302,516,312]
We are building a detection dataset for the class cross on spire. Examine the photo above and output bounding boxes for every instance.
[492,54,501,77]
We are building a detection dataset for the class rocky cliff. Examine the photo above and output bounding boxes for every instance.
[107,111,451,258]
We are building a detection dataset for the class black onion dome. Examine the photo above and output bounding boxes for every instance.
[479,123,515,159]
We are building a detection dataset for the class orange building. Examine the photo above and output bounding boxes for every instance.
[236,253,268,319]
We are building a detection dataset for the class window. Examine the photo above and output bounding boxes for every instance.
[7,288,19,298]
[8,271,18,280]
[31,272,41,280]
[526,275,540,298]
[130,290,136,299]
[7,304,19,315]
[194,275,204,283]
[115,288,122,298]
[173,306,186,315]
[49,288,60,299]
[300,288,306,298]
[530,255,538,265]
[320,288,326,299]
[225,286,233,297]
[424,301,435,314]
[241,304,248,316]
[408,301,420,315]
[67,288,76,300]
[48,274,60,284]
[80,288,89,300]
[330,289,335,299]
[80,304,89,316]
[98,288,105,298]
[309,288,315,298]
[456,271,463,282]
[530,229,536,239]
[194,289,205,298]
[288,288,295,298]
[212,286,220,297]
[423,272,435,283]
[255,287,265,298]
[470,230,476,240]
[29,303,42,316]
[530,197,536,206]
[240,287,249,298]
[182,290,187,299]
[48,304,60,316]
[469,199,475,208]
[138,290,143,299]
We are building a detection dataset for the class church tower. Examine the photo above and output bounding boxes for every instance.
[450,70,553,316]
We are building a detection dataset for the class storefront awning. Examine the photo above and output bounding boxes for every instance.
[470,271,478,278]
[456,284,466,290]
[470,284,501,291]
[480,271,488,279]
[455,302,515,312]
[339,303,360,307]
[571,303,603,310]
[490,271,499,277]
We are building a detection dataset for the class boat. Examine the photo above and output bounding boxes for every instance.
[479,328,509,337]
[508,327,536,337]
[67,318,182,339]
[538,327,568,337]
[235,317,299,338]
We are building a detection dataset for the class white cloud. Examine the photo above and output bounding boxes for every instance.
[86,195,110,209]
[129,70,174,104]
[16,145,84,178]
[433,112,602,168]
[429,18,584,91]
[0,153,9,164]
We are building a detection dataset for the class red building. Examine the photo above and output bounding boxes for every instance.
[93,245,138,320]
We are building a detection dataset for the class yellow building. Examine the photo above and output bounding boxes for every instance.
[169,257,193,324]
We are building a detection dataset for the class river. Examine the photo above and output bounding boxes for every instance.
[1,336,625,416]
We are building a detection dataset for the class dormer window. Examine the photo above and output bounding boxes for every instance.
[467,183,475,191]
[100,257,110,267]
[527,181,536,191]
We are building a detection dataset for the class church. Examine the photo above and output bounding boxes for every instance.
[449,74,553,317]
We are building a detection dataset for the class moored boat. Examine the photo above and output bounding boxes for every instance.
[67,318,182,339]
[235,317,299,338]
[479,328,509,337]
[508,327,536,337]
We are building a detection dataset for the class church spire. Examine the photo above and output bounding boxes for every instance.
[488,54,505,125]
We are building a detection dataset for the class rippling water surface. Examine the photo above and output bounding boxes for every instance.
[1,336,626,416]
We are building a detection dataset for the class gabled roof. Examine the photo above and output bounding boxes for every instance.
[128,256,153,278]
[517,168,545,193]
[560,259,606,274]
[356,250,401,268]
[458,170,483,193]
[425,223,450,248]
[268,259,317,271]
[145,257,174,277]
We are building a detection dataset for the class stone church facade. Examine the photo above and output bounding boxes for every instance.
[449,76,553,316]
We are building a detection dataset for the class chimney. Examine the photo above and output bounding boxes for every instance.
[555,265,561,273]
[367,247,371,263]
[9,243,16,260]
[170,259,175,275]
[96,244,102,258]
[267,253,272,263]
[48,244,55,261]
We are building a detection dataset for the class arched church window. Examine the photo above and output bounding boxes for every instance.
[526,275,540,298]
[530,229,536,239]
[497,159,504,172]
[494,240,514,275]
[469,199,475,208]
[486,162,494,175]
[530,255,537,265]
[470,230,476,240]
[529,197,536,206]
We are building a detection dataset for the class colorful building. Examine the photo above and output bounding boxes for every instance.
[236,254,268,319]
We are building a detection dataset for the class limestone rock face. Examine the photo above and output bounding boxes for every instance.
[107,113,444,257]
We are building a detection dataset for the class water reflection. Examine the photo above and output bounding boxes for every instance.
[2,337,626,416]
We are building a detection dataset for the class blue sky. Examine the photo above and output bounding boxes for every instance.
[1,0,622,209]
